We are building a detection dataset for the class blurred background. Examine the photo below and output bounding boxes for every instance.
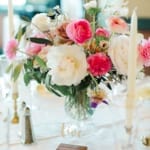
[0,0,150,54]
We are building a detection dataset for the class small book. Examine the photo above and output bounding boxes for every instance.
[56,143,88,150]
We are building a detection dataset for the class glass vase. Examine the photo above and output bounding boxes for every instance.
[63,89,95,137]
[64,89,94,121]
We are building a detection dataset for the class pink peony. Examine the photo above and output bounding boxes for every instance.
[66,19,92,44]
[87,53,112,76]
[5,39,18,60]
[26,33,46,56]
[107,16,128,33]
[139,38,150,67]
[95,28,110,38]
[26,43,45,56]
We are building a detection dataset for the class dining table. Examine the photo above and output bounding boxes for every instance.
[0,76,150,150]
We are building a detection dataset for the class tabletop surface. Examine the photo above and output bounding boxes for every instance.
[0,77,150,150]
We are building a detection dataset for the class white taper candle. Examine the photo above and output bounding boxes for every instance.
[126,10,138,128]
[8,0,14,38]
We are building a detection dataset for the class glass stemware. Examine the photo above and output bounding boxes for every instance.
[0,55,10,101]
[133,99,150,149]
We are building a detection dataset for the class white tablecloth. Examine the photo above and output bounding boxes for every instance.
[0,77,150,150]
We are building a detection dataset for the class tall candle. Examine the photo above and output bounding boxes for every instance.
[125,10,138,128]
[8,0,18,94]
[8,0,14,38]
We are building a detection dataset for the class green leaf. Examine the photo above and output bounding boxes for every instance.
[45,75,62,97]
[77,75,91,91]
[6,63,13,73]
[24,59,34,71]
[45,75,72,97]
[20,16,31,22]
[27,37,53,45]
[34,56,47,70]
[12,64,23,82]
[15,26,27,41]
[24,72,31,85]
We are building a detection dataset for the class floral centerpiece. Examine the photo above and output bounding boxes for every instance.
[5,1,150,121]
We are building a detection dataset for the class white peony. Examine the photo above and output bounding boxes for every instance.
[108,35,143,75]
[46,45,88,86]
[31,13,51,32]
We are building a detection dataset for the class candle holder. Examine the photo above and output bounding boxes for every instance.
[11,92,19,124]
[121,126,135,150]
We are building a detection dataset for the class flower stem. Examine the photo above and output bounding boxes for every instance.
[92,15,96,33]
[89,73,99,88]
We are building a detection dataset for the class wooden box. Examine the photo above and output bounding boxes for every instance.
[56,143,88,150]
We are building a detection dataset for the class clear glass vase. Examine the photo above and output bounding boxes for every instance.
[64,89,94,121]
[63,89,96,137]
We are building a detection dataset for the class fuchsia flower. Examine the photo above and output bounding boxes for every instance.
[5,39,18,60]
[87,53,112,76]
[66,19,92,44]
[95,28,110,38]
[139,38,150,67]
[107,16,128,33]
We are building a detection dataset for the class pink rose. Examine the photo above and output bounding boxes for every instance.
[139,38,150,67]
[95,28,110,38]
[66,19,92,44]
[107,16,128,33]
[5,39,18,60]
[87,53,112,76]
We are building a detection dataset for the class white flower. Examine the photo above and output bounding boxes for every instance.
[46,45,88,86]
[108,35,142,75]
[84,0,97,10]
[31,13,51,32]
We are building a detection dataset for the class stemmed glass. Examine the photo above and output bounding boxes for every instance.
[0,55,10,101]
[0,55,11,149]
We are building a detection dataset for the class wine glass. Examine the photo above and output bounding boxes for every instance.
[0,55,10,113]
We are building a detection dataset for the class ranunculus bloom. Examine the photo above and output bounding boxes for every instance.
[55,22,74,45]
[107,16,128,33]
[5,39,18,60]
[95,28,110,38]
[139,38,150,67]
[66,19,92,44]
[87,53,112,76]
[108,35,143,75]
[47,45,88,86]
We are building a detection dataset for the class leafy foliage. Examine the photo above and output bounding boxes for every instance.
[6,62,23,82]
[27,37,53,45]
[15,25,27,42]
[23,58,48,85]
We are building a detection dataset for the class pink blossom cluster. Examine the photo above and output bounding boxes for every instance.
[139,38,150,67]
[5,18,113,77]
[66,19,112,76]
[5,39,18,60]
